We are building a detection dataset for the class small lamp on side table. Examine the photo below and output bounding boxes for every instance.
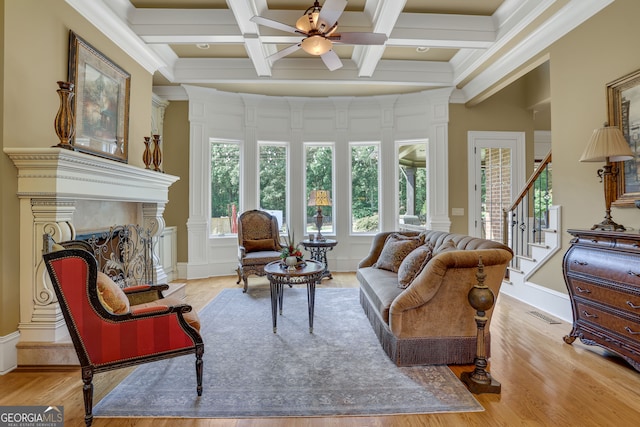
[308,190,332,241]
[580,125,634,231]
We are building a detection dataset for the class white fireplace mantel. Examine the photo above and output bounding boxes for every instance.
[4,147,178,202]
[4,147,180,365]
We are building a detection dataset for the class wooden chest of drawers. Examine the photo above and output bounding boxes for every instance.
[563,229,640,372]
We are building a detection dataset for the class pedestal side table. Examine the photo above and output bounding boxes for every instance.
[300,238,338,279]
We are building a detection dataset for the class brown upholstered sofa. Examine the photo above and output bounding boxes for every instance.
[357,230,513,366]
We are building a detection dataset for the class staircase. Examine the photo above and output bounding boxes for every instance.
[499,151,568,320]
[506,205,561,284]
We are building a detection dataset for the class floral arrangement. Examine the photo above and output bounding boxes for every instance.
[280,228,303,260]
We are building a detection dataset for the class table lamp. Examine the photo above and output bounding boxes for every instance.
[579,124,634,231]
[308,190,332,240]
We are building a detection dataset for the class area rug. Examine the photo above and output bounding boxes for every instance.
[93,287,483,418]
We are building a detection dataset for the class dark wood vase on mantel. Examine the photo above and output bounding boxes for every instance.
[54,81,75,150]
[143,136,152,169]
[152,134,162,172]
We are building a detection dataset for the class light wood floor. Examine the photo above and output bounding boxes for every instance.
[2,273,640,426]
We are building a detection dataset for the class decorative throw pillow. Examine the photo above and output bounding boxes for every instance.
[435,240,457,254]
[374,233,425,273]
[397,243,435,289]
[243,238,276,252]
[96,272,130,314]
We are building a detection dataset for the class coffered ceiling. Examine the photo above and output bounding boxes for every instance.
[66,0,612,101]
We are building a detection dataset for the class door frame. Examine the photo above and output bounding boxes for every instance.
[467,131,526,238]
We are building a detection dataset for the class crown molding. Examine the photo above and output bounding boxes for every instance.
[65,0,165,74]
[459,0,614,104]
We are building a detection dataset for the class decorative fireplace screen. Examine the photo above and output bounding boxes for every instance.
[45,224,155,288]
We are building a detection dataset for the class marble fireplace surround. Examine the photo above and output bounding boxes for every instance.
[4,147,179,365]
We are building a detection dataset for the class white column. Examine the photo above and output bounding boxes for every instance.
[186,103,211,279]
[426,89,453,232]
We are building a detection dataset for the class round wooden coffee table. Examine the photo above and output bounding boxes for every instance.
[264,260,324,333]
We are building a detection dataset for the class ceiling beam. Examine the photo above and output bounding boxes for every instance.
[129,8,497,49]
[227,0,272,76]
[172,57,451,87]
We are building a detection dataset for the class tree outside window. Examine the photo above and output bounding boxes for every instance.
[210,140,240,235]
[305,144,334,235]
[351,143,379,233]
[259,142,288,232]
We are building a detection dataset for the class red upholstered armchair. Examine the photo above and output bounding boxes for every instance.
[43,247,204,427]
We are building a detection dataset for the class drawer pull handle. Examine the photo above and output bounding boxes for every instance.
[576,286,591,294]
[573,260,588,266]
[628,271,640,277]
[627,301,640,310]
[582,310,598,318]
[624,326,640,335]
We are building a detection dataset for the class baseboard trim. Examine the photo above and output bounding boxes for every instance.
[500,279,572,323]
[0,331,20,375]
[13,365,80,372]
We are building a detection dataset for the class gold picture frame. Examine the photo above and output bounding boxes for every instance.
[608,68,640,206]
[68,30,130,163]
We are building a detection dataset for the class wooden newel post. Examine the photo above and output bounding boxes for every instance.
[461,256,501,394]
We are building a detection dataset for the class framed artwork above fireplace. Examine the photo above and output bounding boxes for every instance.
[68,30,130,163]
[608,68,640,206]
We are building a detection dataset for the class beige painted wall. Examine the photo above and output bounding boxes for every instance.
[529,0,640,293]
[448,78,536,234]
[162,101,190,262]
[0,0,20,338]
[0,0,154,336]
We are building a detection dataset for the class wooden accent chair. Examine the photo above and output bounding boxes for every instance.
[236,209,283,292]
[43,239,203,427]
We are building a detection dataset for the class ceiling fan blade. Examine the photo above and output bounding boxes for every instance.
[321,50,343,71]
[251,16,305,35]
[318,0,347,31]
[330,32,387,45]
[267,43,302,62]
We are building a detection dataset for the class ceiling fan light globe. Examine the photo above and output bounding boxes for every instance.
[296,11,319,33]
[301,35,332,56]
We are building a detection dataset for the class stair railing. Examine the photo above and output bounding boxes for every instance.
[502,151,552,274]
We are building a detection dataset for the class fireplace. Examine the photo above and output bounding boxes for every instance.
[4,147,179,365]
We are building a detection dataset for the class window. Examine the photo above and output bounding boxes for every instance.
[259,142,288,232]
[350,143,380,233]
[397,141,427,228]
[210,139,240,236]
[305,144,334,236]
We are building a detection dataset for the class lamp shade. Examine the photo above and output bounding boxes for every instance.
[579,126,634,162]
[308,190,332,207]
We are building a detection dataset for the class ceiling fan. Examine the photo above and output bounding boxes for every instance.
[250,0,387,71]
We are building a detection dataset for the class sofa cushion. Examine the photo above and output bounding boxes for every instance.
[434,240,457,254]
[374,233,425,273]
[357,267,404,323]
[397,243,434,289]
[97,272,130,314]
